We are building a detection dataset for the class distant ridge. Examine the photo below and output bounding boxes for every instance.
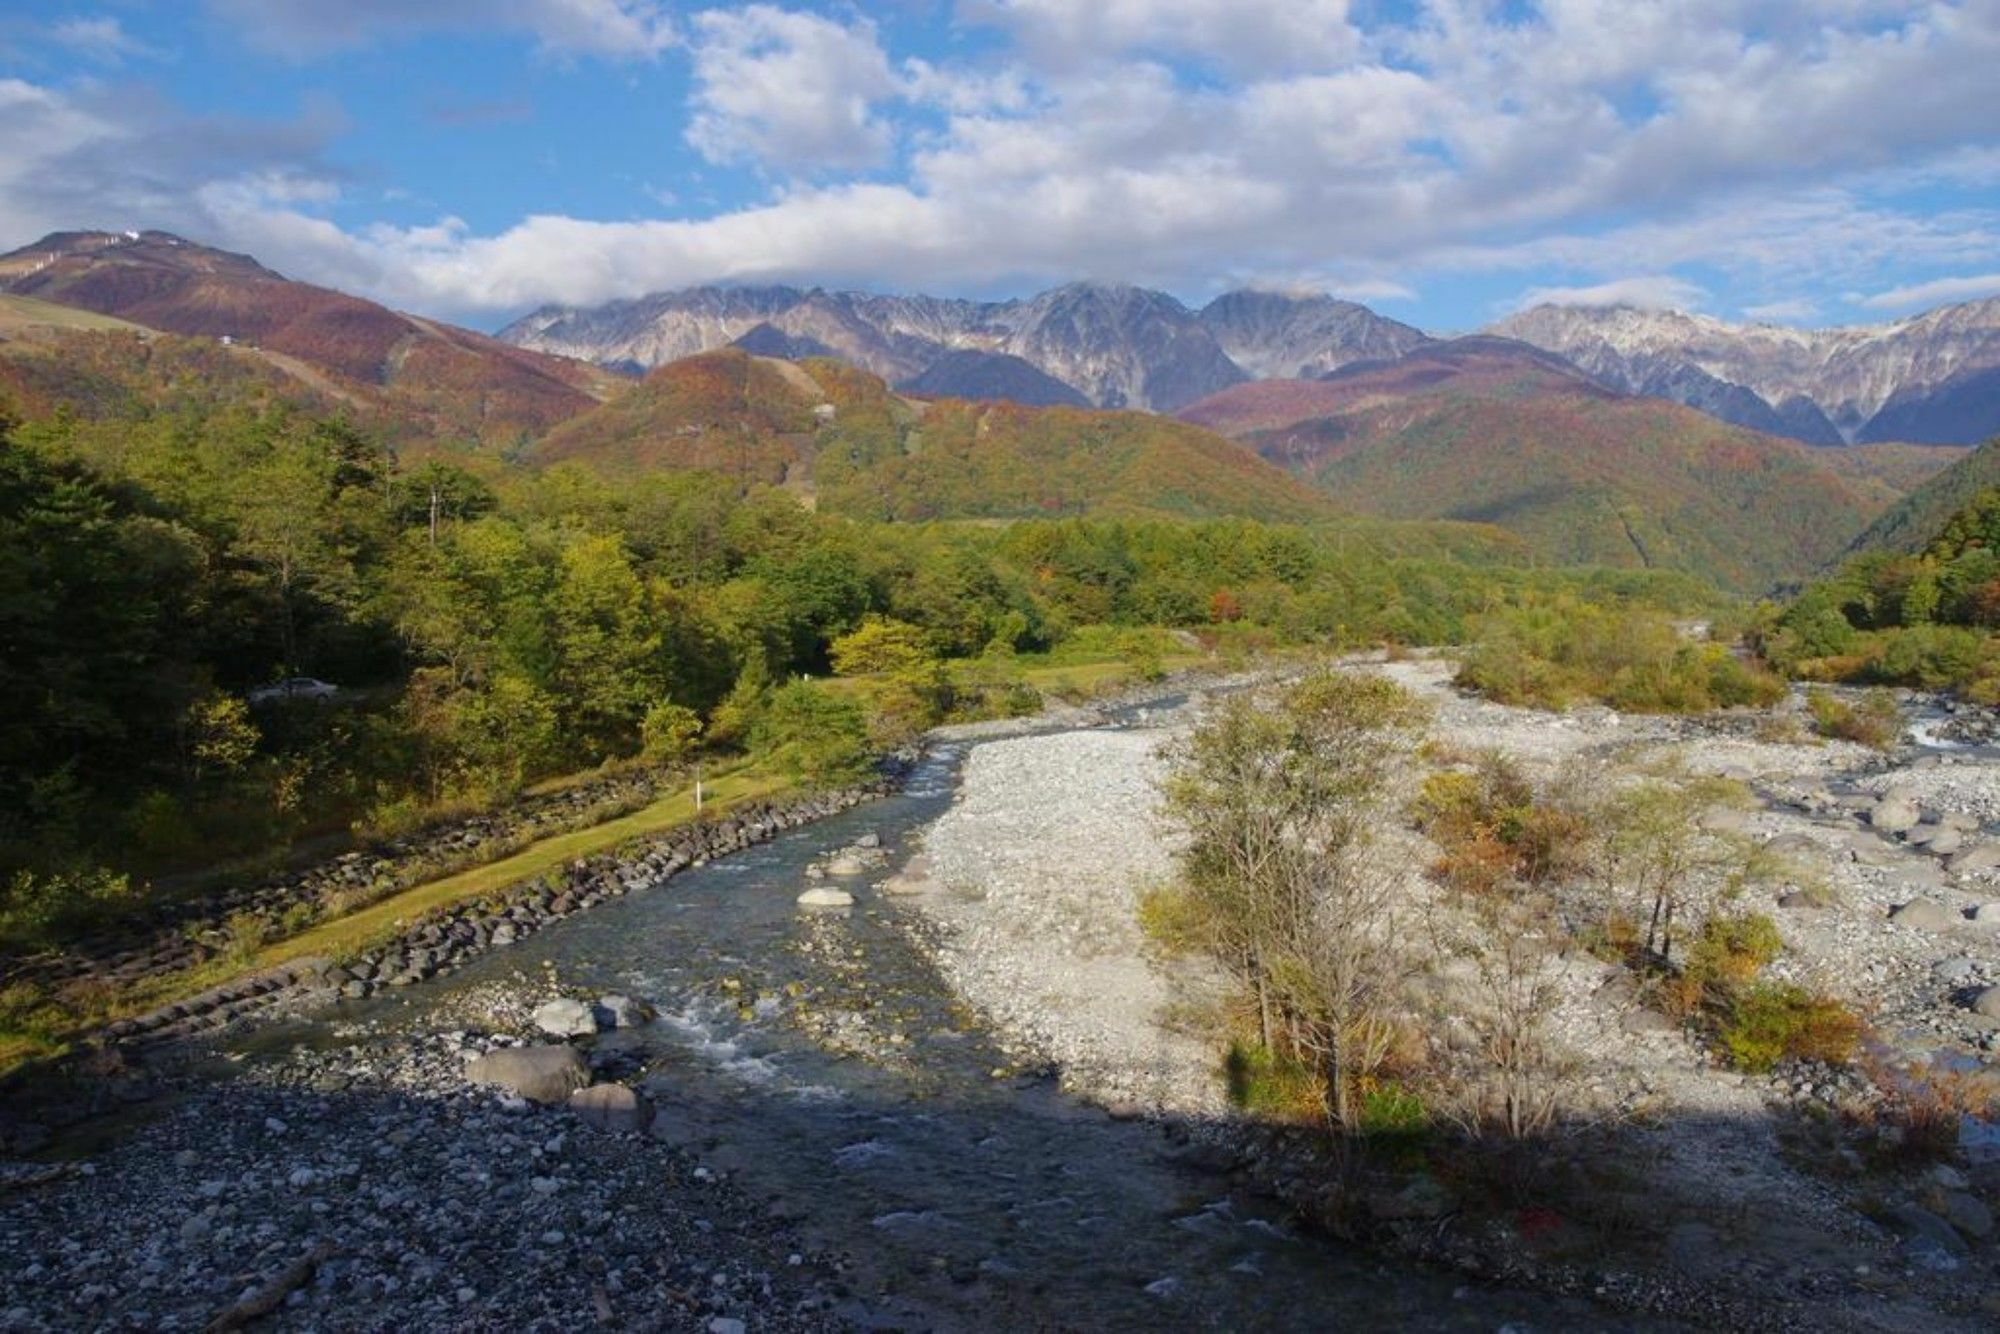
[1178,337,1888,591]
[1489,299,2000,446]
[500,282,1425,413]
[0,229,613,444]
[508,278,2000,446]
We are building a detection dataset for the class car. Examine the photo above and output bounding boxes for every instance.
[247,676,340,705]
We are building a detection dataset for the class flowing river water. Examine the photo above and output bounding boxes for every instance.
[243,718,1657,1331]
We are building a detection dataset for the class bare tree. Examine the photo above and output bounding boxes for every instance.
[1156,669,1429,1134]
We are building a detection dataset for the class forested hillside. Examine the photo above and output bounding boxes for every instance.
[0,231,615,447]
[534,348,1343,523]
[1182,340,1885,591]
[1844,435,2000,555]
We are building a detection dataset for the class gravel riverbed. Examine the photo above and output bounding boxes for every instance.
[0,989,853,1333]
[891,659,2000,1330]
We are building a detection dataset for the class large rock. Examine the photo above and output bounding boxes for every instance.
[465,1046,590,1103]
[1949,844,2000,876]
[1889,1203,1969,1267]
[597,994,657,1029]
[1938,1190,1995,1240]
[797,887,855,908]
[1890,900,1960,931]
[1872,793,1923,834]
[823,853,868,877]
[1926,829,1966,857]
[1970,986,2000,1020]
[568,1082,654,1133]
[533,997,600,1039]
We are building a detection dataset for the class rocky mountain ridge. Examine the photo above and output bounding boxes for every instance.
[1490,299,2000,445]
[505,276,2000,443]
[500,282,1428,413]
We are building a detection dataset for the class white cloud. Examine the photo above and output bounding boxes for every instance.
[47,17,163,65]
[967,0,1360,75]
[1859,272,2000,310]
[1512,276,1711,312]
[684,6,898,174]
[1327,279,1417,304]
[205,0,676,60]
[7,1,2000,328]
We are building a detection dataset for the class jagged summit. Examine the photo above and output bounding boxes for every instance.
[1491,298,2000,444]
[498,279,1419,412]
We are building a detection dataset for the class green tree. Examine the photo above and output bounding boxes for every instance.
[830,615,935,676]
[752,679,872,785]
[184,692,260,786]
[641,700,704,764]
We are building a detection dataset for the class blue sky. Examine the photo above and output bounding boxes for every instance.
[1,1,1997,333]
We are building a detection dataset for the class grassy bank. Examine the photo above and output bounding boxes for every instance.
[0,762,793,1075]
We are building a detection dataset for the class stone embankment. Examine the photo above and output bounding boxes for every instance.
[115,785,890,1049]
[1,781,890,1155]
[3,764,681,1001]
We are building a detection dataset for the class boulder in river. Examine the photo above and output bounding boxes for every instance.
[597,994,657,1029]
[1970,985,2000,1020]
[568,1082,654,1133]
[466,1045,590,1102]
[533,997,600,1039]
[798,887,855,909]
[823,853,868,877]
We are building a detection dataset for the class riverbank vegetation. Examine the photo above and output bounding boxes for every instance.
[1760,485,2000,698]
[1146,672,1861,1169]
[1453,599,1784,712]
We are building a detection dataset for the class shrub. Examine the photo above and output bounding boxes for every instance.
[220,909,271,965]
[0,865,139,949]
[1135,881,1208,953]
[1687,911,1784,991]
[1359,1082,1430,1137]
[1457,603,1782,714]
[1718,982,1862,1072]
[1805,687,1901,749]
[1412,754,1588,893]
[1224,1040,1324,1121]
[829,615,936,676]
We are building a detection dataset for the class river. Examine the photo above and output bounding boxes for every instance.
[245,716,1658,1331]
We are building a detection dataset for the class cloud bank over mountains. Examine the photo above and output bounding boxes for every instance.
[0,1,1996,326]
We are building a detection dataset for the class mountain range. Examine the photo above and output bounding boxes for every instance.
[505,279,2000,447]
[0,227,1987,592]
[499,282,1428,413]
[1490,301,2000,446]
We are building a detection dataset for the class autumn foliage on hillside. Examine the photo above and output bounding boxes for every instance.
[534,347,1341,524]
[0,232,604,444]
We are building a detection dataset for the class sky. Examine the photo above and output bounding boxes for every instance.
[0,1,1997,334]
